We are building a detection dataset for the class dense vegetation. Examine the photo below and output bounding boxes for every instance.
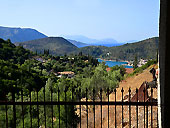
[15,37,78,55]
[77,37,159,61]
[128,59,157,77]
[0,38,125,127]
[16,37,158,61]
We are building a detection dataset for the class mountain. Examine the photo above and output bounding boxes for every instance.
[63,35,123,47]
[0,26,47,43]
[76,37,159,61]
[63,35,98,44]
[15,37,78,55]
[67,39,90,48]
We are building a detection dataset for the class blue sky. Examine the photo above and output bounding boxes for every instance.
[1,0,160,42]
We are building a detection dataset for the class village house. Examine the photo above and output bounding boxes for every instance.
[57,71,75,78]
[138,58,148,67]
[33,56,46,63]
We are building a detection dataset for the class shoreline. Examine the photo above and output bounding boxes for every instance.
[97,58,130,63]
[97,58,133,68]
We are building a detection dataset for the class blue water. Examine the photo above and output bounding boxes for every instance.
[98,59,133,68]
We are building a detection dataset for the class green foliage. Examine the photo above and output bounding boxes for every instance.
[133,55,138,69]
[0,60,47,100]
[78,37,159,61]
[0,38,31,64]
[16,37,78,56]
[128,59,157,77]
[0,37,127,127]
[80,63,123,98]
[111,65,126,77]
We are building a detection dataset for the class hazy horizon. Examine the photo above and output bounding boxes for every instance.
[1,0,160,42]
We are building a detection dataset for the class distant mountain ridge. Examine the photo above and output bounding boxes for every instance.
[0,26,47,43]
[0,26,159,60]
[63,35,123,47]
[0,26,124,47]
[15,37,78,55]
[67,39,90,48]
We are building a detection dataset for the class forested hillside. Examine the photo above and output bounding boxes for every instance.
[77,37,159,60]
[0,38,125,127]
[16,37,78,55]
[15,36,158,61]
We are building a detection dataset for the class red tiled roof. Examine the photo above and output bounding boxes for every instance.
[125,68,134,74]
[106,68,111,72]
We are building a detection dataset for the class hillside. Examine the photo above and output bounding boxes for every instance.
[0,38,31,64]
[16,37,158,60]
[15,37,78,55]
[77,37,159,61]
[80,66,158,128]
[0,26,47,43]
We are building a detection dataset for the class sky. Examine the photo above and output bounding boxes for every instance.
[0,0,160,42]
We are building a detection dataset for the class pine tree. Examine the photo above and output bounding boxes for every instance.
[133,55,138,69]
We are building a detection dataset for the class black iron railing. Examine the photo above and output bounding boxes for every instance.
[0,86,158,128]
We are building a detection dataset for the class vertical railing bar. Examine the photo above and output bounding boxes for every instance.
[100,88,102,128]
[51,87,53,128]
[44,86,46,128]
[30,89,32,128]
[157,108,159,128]
[37,90,39,128]
[121,87,124,128]
[79,88,81,128]
[21,87,24,128]
[5,102,8,128]
[157,106,158,128]
[107,88,109,128]
[93,89,95,128]
[114,89,117,128]
[136,88,138,128]
[58,88,60,128]
[143,87,145,128]
[72,88,74,128]
[65,88,67,128]
[86,88,88,128]
[129,88,131,128]
[151,88,153,128]
[12,89,16,128]
[146,97,148,128]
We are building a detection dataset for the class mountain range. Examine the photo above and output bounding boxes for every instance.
[62,35,125,47]
[0,26,125,47]
[0,26,47,43]
[1,26,158,60]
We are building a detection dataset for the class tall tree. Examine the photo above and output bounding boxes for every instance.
[133,55,138,69]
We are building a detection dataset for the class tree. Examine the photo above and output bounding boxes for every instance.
[133,55,138,69]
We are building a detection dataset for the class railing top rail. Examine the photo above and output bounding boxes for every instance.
[0,101,158,106]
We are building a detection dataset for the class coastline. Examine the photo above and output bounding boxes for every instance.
[97,58,131,63]
[97,58,133,68]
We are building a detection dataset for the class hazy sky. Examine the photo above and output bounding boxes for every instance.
[1,0,160,42]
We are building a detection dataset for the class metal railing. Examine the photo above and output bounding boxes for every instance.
[0,84,158,128]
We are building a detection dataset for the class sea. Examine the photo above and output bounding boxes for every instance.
[98,59,133,68]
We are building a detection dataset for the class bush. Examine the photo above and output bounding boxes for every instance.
[128,59,157,77]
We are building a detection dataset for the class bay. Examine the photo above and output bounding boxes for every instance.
[98,59,133,68]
